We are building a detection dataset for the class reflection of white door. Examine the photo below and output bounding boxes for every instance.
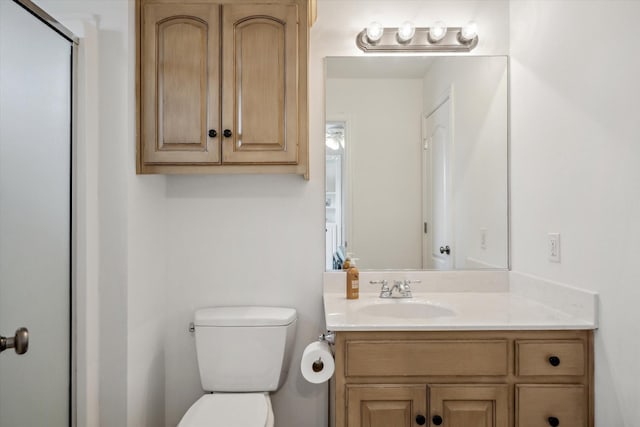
[423,93,453,270]
[0,1,72,426]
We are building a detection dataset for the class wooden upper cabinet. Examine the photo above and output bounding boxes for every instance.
[141,3,221,164]
[221,4,299,164]
[136,0,309,177]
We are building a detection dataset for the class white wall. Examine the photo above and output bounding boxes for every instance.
[162,1,509,426]
[510,1,640,425]
[326,77,423,270]
[36,0,509,426]
[34,1,168,426]
[422,57,508,269]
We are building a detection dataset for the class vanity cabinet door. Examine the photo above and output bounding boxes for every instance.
[221,3,300,164]
[429,385,509,427]
[140,3,221,165]
[347,385,427,427]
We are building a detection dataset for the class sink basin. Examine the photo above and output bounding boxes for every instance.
[357,301,456,319]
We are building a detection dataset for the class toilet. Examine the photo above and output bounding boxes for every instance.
[178,306,297,427]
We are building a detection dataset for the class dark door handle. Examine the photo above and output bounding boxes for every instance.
[415,414,426,425]
[548,417,560,426]
[439,245,450,255]
[548,356,561,366]
[223,129,232,138]
[208,129,217,138]
[432,415,443,425]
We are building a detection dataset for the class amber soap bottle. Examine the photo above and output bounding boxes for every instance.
[346,259,359,299]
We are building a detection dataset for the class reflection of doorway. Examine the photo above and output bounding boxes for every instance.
[423,89,453,270]
[326,121,346,269]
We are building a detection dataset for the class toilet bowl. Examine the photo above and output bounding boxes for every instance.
[177,393,274,427]
[177,306,296,427]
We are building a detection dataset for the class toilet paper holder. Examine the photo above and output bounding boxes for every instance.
[318,331,335,345]
[311,332,335,372]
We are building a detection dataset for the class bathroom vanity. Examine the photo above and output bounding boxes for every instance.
[323,273,596,427]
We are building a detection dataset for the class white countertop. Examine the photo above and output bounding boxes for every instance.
[323,272,597,331]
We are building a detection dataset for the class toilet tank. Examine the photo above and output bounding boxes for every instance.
[193,306,297,392]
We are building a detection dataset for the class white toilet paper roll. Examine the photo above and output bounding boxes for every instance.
[300,341,335,384]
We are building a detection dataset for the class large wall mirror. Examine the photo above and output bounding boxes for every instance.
[325,55,508,271]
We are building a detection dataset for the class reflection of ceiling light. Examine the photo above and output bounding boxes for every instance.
[326,126,345,151]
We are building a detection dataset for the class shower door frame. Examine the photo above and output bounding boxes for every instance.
[8,1,78,426]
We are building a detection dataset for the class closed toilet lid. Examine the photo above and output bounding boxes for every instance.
[178,393,271,427]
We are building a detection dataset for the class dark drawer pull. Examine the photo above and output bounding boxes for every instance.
[432,415,443,425]
[223,129,232,138]
[415,414,426,425]
[208,129,217,138]
[548,416,560,426]
[548,356,561,366]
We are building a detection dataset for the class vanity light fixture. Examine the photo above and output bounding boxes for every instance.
[428,21,447,43]
[459,21,478,43]
[356,21,479,52]
[397,21,416,43]
[365,21,384,43]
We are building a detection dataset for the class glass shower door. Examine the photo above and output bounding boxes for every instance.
[0,1,72,425]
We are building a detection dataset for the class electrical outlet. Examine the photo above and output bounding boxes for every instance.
[480,228,488,250]
[548,233,561,262]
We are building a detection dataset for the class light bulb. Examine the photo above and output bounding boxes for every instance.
[397,21,415,43]
[460,21,478,42]
[429,21,447,42]
[365,21,384,43]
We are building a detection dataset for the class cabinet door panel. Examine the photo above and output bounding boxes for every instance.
[429,385,508,427]
[347,385,427,427]
[141,3,220,164]
[222,4,298,164]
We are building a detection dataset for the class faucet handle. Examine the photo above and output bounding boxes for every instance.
[370,280,391,297]
[370,280,390,290]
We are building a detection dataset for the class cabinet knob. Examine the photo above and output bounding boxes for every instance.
[548,356,561,366]
[208,129,217,138]
[548,416,560,426]
[415,414,426,425]
[223,129,232,138]
[432,415,443,425]
[439,245,450,255]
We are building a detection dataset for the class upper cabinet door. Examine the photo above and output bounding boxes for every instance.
[221,4,299,164]
[141,3,221,164]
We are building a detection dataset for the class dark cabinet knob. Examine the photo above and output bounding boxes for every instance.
[208,129,217,138]
[548,356,561,366]
[415,414,426,425]
[223,129,232,138]
[432,415,443,425]
[548,416,560,426]
[439,246,450,255]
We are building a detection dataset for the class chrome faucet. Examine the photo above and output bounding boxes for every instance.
[369,280,420,298]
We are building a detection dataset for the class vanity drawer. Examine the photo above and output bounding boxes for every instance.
[516,385,586,427]
[345,340,509,377]
[516,340,585,376]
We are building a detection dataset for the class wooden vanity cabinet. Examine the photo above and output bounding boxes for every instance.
[333,330,593,427]
[136,0,311,177]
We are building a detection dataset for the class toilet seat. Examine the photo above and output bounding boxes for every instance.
[178,393,274,427]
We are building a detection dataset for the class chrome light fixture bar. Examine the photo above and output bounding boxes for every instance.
[356,23,479,52]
